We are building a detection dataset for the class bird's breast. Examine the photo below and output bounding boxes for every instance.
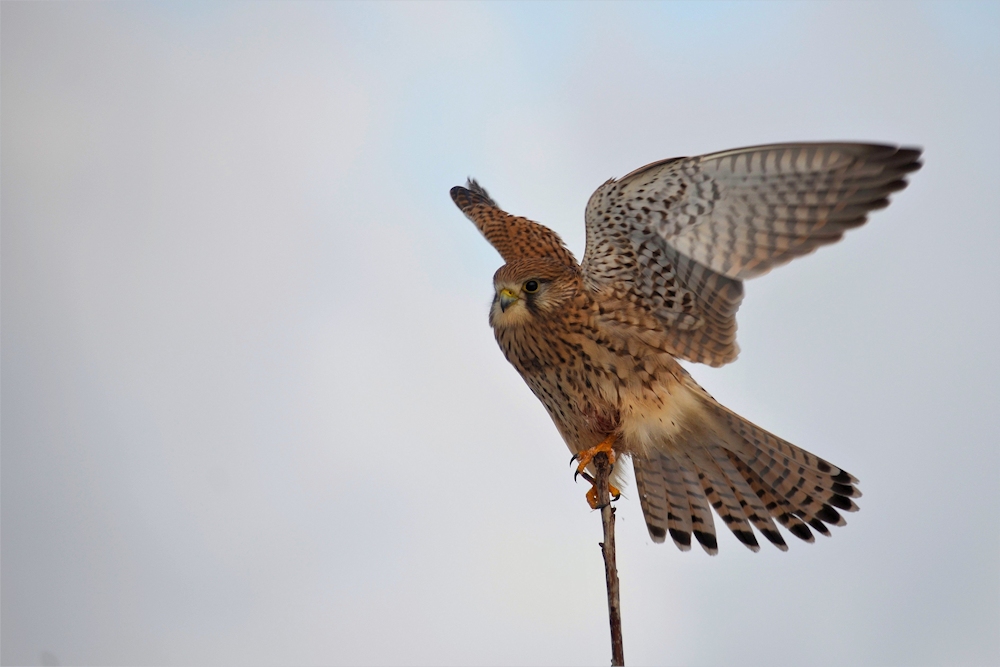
[493,314,692,454]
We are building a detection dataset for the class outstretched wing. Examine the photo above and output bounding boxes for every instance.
[582,143,922,366]
[451,180,577,266]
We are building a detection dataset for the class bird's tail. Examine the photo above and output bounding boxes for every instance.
[632,382,861,554]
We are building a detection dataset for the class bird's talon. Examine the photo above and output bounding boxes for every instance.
[584,479,621,510]
[573,433,618,477]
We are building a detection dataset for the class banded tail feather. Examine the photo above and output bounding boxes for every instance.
[632,386,860,553]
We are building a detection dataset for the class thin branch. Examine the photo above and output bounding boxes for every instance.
[594,452,624,666]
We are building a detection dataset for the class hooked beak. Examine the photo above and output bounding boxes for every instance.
[499,288,519,312]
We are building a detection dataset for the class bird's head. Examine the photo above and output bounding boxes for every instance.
[489,258,580,329]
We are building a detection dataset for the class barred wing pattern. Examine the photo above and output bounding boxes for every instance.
[582,143,922,366]
[451,180,577,267]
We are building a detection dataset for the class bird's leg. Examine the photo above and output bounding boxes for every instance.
[573,433,617,476]
[572,434,621,509]
[585,478,621,510]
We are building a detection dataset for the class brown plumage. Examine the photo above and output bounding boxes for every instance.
[452,142,921,553]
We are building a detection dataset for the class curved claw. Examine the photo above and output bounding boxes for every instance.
[570,434,619,508]
[586,482,623,510]
[573,434,617,478]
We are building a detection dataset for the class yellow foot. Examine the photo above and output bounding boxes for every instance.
[585,481,622,510]
[572,433,620,509]
[572,433,617,478]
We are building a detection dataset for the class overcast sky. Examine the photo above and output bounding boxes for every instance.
[3,2,998,666]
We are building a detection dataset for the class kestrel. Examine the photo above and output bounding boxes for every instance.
[452,143,921,554]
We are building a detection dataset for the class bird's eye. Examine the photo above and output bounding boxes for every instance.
[524,280,540,293]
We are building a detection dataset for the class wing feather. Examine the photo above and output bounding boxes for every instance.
[451,180,577,266]
[582,143,921,365]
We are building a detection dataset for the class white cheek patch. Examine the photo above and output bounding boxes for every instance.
[490,299,534,328]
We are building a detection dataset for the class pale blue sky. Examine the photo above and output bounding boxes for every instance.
[3,2,998,665]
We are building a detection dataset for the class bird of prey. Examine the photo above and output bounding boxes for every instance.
[452,143,921,554]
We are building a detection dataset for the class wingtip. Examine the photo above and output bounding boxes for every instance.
[889,146,923,175]
[451,178,499,210]
[449,184,466,200]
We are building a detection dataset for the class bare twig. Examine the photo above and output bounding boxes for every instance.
[594,452,624,666]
